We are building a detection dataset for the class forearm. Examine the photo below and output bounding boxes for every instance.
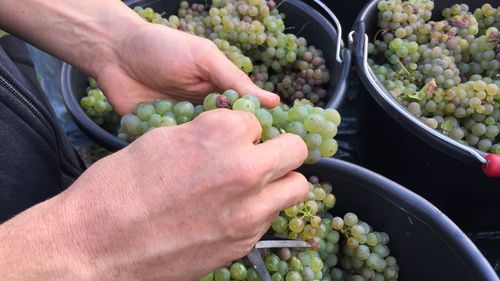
[0,197,88,281]
[0,0,145,77]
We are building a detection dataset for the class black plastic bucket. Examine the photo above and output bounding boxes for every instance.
[303,158,498,280]
[350,1,500,231]
[61,0,350,151]
[350,0,500,177]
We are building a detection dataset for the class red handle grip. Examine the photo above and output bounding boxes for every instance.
[482,154,500,177]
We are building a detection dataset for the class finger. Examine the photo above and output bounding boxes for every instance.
[257,172,309,215]
[253,133,308,182]
[204,49,280,108]
[196,109,262,143]
[180,81,218,98]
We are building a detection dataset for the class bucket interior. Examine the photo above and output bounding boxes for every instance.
[125,0,343,104]
[301,159,498,281]
[63,0,346,150]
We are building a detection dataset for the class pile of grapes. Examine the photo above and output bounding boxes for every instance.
[80,78,119,129]
[199,175,400,281]
[134,0,332,106]
[118,90,340,164]
[369,1,500,154]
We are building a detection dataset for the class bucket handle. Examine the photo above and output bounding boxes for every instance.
[348,23,500,178]
[306,0,351,109]
[309,0,343,64]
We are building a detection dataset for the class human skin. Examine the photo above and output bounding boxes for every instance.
[0,0,308,280]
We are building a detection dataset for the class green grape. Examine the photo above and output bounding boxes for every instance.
[288,106,309,121]
[304,114,326,133]
[289,217,305,233]
[159,115,177,127]
[326,231,340,244]
[122,114,142,135]
[255,108,273,128]
[285,122,307,138]
[262,126,281,141]
[304,133,322,149]
[199,272,214,281]
[320,139,338,157]
[174,101,195,118]
[88,77,98,89]
[278,260,290,275]
[323,194,336,208]
[272,216,288,233]
[344,212,358,227]
[136,104,156,121]
[230,263,247,280]
[223,89,239,104]
[355,245,371,260]
[305,148,321,164]
[155,100,174,115]
[331,217,344,230]
[272,272,284,281]
[176,115,191,124]
[323,109,341,126]
[204,93,220,110]
[246,268,260,281]
[80,96,96,109]
[286,271,302,281]
[265,254,280,272]
[285,205,299,217]
[232,98,256,114]
[289,256,303,271]
[310,256,323,272]
[148,114,162,127]
[214,268,230,281]
[242,95,261,109]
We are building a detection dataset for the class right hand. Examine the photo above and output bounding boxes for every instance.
[1,109,308,281]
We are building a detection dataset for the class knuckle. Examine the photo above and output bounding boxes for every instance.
[200,37,218,52]
[233,160,263,186]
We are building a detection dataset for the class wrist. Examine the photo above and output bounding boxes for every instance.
[82,3,148,79]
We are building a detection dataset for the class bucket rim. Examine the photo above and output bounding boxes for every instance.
[307,157,499,280]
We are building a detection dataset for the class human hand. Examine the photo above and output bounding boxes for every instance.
[96,23,279,115]
[0,109,307,281]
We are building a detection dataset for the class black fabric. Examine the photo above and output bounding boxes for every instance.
[0,36,85,222]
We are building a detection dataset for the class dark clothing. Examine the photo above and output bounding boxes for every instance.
[0,36,84,222]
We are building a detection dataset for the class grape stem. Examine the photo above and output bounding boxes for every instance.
[295,22,310,37]
[297,209,313,220]
[396,60,411,76]
[275,0,289,10]
[373,29,389,41]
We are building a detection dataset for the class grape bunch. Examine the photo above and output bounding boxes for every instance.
[198,175,400,281]
[473,4,500,35]
[369,1,500,155]
[118,89,341,164]
[133,1,332,106]
[79,78,119,128]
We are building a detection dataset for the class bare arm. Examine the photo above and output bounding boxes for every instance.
[0,0,279,114]
[0,0,141,78]
[0,1,308,280]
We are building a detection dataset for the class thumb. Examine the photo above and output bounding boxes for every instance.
[204,45,280,108]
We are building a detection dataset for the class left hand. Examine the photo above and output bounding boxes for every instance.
[96,23,279,115]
